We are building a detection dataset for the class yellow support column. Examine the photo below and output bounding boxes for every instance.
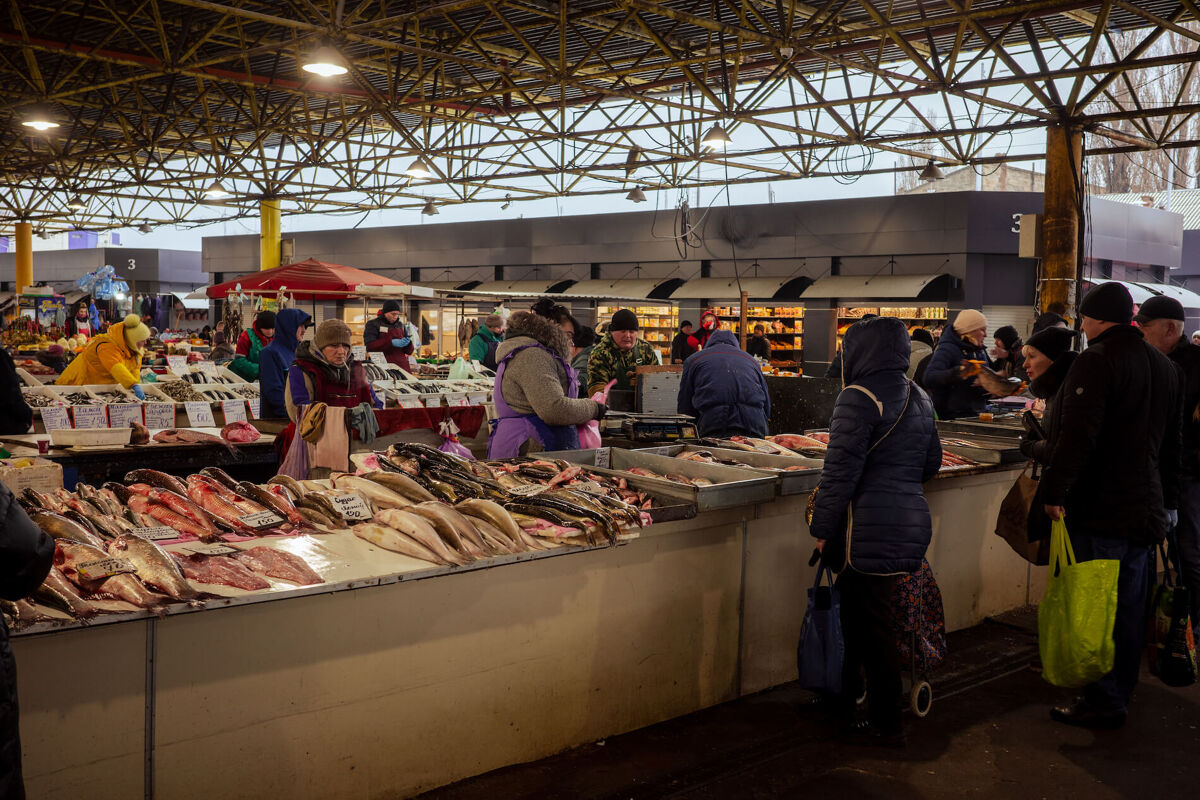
[14,221,32,296]
[259,199,281,271]
[1040,123,1083,314]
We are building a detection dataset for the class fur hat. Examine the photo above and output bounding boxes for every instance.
[951,309,987,335]
[314,319,352,350]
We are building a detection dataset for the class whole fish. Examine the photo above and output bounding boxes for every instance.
[361,470,436,502]
[375,509,467,565]
[353,522,450,566]
[455,499,524,550]
[102,482,137,504]
[170,552,269,592]
[22,488,62,511]
[107,534,198,601]
[186,484,260,535]
[235,482,303,524]
[152,429,237,456]
[267,474,307,497]
[148,489,221,536]
[124,469,188,495]
[199,467,241,491]
[60,508,110,540]
[297,494,346,527]
[468,518,517,554]
[331,475,413,510]
[54,540,168,608]
[35,566,100,618]
[127,495,218,540]
[232,546,323,586]
[295,507,337,529]
[408,502,489,557]
[962,360,1026,398]
[29,510,107,548]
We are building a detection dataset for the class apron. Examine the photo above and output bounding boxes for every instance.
[487,343,580,459]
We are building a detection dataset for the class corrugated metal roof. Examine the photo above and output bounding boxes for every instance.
[1099,190,1200,230]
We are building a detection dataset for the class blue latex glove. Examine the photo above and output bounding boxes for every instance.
[131,385,146,401]
[1167,508,1179,529]
[392,337,411,349]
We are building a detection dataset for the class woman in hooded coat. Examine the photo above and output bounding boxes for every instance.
[809,316,943,744]
[488,311,605,458]
[259,308,311,418]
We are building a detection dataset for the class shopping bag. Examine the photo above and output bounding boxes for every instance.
[797,564,844,693]
[892,559,947,672]
[994,462,1050,566]
[1037,519,1120,687]
[448,357,475,380]
[1148,543,1198,687]
[577,379,615,450]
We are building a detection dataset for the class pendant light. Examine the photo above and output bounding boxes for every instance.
[21,105,60,132]
[205,181,230,199]
[422,199,438,216]
[302,46,348,77]
[138,222,153,233]
[918,159,944,181]
[66,195,87,210]
[405,158,433,179]
[626,187,647,203]
[701,123,732,150]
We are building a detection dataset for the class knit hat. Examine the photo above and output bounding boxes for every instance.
[610,309,640,332]
[993,324,1022,350]
[255,310,276,330]
[122,313,151,352]
[380,300,402,315]
[314,319,353,350]
[952,309,987,335]
[1079,282,1134,323]
[1026,326,1078,361]
[1134,295,1185,324]
[1032,311,1068,334]
[911,328,934,347]
[46,344,64,357]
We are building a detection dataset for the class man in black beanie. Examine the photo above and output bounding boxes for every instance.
[585,308,659,395]
[1042,282,1182,729]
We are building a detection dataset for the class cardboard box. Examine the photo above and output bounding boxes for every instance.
[0,457,63,495]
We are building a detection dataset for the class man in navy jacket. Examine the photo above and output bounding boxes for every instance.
[677,329,770,437]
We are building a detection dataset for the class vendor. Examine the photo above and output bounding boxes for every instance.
[489,311,604,458]
[64,303,91,339]
[678,328,770,438]
[0,347,33,434]
[468,314,504,370]
[687,310,719,351]
[285,320,382,422]
[923,309,991,419]
[745,324,772,361]
[228,311,274,380]
[991,325,1026,380]
[57,314,151,400]
[670,320,695,364]
[364,300,415,371]
[586,309,660,396]
[260,308,311,418]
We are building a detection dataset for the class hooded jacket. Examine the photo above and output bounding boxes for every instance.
[259,308,311,418]
[364,313,415,369]
[495,311,599,426]
[809,317,943,575]
[468,325,503,369]
[285,341,380,422]
[677,329,771,437]
[922,324,991,419]
[229,325,271,381]
[56,320,143,388]
[1041,324,1182,544]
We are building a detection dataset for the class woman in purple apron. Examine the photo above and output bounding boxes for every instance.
[488,311,607,459]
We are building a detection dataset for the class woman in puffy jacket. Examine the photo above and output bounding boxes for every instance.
[809,316,942,745]
[922,309,992,419]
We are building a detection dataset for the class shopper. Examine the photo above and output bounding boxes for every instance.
[908,328,934,383]
[64,302,92,338]
[1041,282,1182,729]
[670,321,696,364]
[488,310,604,458]
[56,314,151,400]
[922,309,992,419]
[259,308,311,418]
[208,331,235,362]
[687,310,719,351]
[1033,311,1069,334]
[1193,330,1200,346]
[468,314,505,370]
[286,320,381,421]
[35,344,69,375]
[586,309,660,396]
[572,325,597,398]
[745,324,772,361]
[991,325,1026,380]
[0,483,53,799]
[1136,296,1200,633]
[364,300,415,371]
[809,316,942,745]
[826,314,879,380]
[228,310,275,380]
[678,328,770,437]
[1018,326,1080,466]
[0,348,33,434]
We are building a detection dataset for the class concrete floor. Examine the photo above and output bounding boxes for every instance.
[419,609,1200,799]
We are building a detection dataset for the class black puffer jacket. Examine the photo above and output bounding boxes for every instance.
[1168,336,1200,481]
[922,325,991,419]
[1041,324,1182,544]
[0,350,32,435]
[809,317,943,575]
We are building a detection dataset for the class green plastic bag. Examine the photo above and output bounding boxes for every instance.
[1038,519,1120,687]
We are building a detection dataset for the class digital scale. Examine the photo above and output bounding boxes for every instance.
[603,412,697,442]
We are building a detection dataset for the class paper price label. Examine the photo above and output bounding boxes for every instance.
[351,345,367,361]
[508,484,548,497]
[221,399,247,423]
[247,398,261,419]
[423,395,442,409]
[451,395,470,407]
[240,510,284,529]
[108,403,143,428]
[77,557,137,581]
[195,361,218,375]
[330,493,373,521]
[594,449,610,469]
[187,543,239,556]
[397,396,424,409]
[41,406,71,430]
[184,401,216,427]
[368,352,388,367]
[145,402,176,429]
[133,526,182,542]
[72,406,107,429]
[166,355,188,373]
[467,393,488,406]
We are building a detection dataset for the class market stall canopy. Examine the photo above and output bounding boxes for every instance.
[354,283,435,299]
[415,281,480,293]
[665,276,814,301]
[205,259,407,300]
[801,273,953,300]
[557,279,678,300]
[1088,279,1200,308]
[468,280,570,294]
[171,291,209,310]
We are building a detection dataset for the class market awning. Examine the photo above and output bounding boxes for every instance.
[556,279,674,299]
[469,280,564,294]
[664,276,814,301]
[415,281,480,293]
[801,273,952,300]
[353,283,435,299]
[171,291,209,310]
[205,258,407,300]
[1088,279,1200,308]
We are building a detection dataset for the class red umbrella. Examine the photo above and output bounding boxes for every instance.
[206,258,406,300]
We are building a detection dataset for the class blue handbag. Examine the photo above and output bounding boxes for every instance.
[797,564,844,693]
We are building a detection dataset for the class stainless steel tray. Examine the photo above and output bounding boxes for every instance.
[541,448,778,510]
[633,444,822,495]
[935,418,1023,437]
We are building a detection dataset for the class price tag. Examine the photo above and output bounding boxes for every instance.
[594,449,610,469]
[239,510,285,529]
[72,405,107,429]
[508,484,547,497]
[195,361,219,376]
[221,399,247,423]
[133,526,182,542]
[423,395,442,409]
[451,395,470,408]
[329,493,373,521]
[187,543,239,556]
[247,398,261,419]
[369,352,388,367]
[351,345,367,361]
[184,401,216,427]
[41,406,71,430]
[145,402,176,429]
[467,393,487,406]
[397,396,424,409]
[166,355,188,373]
[108,403,144,428]
[77,557,137,581]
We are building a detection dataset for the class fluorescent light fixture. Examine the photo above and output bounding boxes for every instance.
[66,195,87,210]
[302,46,348,78]
[421,199,438,216]
[626,187,647,203]
[701,123,732,150]
[918,159,944,181]
[205,181,230,198]
[21,106,59,131]
[405,158,433,179]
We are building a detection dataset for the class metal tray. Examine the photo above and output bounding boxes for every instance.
[935,417,1023,437]
[542,448,777,511]
[632,444,822,495]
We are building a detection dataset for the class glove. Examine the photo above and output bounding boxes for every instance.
[1167,508,1179,529]
[131,385,146,401]
[593,402,608,420]
[392,337,411,349]
[1018,437,1037,459]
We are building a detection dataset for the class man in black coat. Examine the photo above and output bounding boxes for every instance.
[1042,282,1182,729]
[0,484,54,798]
[0,350,32,435]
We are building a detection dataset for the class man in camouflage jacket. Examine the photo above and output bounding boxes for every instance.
[587,309,660,396]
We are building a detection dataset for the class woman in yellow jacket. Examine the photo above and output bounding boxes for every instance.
[57,314,151,399]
